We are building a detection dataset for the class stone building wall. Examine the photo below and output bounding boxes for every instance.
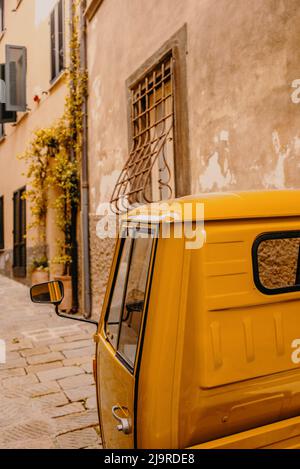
[86,0,300,316]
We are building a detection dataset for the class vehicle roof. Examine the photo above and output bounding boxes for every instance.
[126,190,300,222]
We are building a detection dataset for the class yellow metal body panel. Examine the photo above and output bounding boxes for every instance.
[137,231,187,449]
[127,190,300,221]
[190,416,300,449]
[97,190,300,449]
[97,337,135,449]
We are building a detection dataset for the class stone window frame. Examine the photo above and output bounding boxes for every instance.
[125,24,191,201]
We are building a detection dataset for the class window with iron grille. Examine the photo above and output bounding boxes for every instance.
[0,196,4,250]
[111,55,175,212]
[111,26,190,213]
[50,0,64,82]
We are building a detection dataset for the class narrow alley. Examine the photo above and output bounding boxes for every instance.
[0,275,102,449]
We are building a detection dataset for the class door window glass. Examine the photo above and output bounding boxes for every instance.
[105,237,132,348]
[118,236,153,367]
[105,228,155,369]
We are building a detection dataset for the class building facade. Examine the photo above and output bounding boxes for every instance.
[86,0,300,316]
[1,1,300,320]
[0,0,71,285]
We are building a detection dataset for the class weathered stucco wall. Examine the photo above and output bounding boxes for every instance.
[188,0,300,193]
[87,0,300,316]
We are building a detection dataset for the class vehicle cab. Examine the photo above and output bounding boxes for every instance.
[31,190,300,449]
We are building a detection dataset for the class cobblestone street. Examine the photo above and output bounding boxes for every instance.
[0,275,102,449]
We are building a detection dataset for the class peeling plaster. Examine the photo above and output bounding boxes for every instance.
[291,79,300,104]
[199,151,236,191]
[90,187,96,206]
[96,169,121,209]
[199,130,236,191]
[264,131,291,189]
[220,130,229,142]
[293,137,300,154]
[92,76,102,112]
[214,130,230,144]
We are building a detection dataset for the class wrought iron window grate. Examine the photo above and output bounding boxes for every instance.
[111,54,175,213]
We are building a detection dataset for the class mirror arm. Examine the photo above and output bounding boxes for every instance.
[55,305,98,327]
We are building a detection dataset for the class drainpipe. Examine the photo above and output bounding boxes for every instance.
[69,1,79,312]
[79,0,92,318]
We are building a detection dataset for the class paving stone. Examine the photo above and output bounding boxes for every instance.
[26,361,63,375]
[23,381,61,398]
[23,326,83,343]
[1,374,39,388]
[63,333,93,343]
[62,356,92,367]
[0,437,57,449]
[0,368,26,379]
[0,275,100,449]
[58,328,87,338]
[58,373,94,390]
[85,395,97,410]
[6,351,23,360]
[1,419,55,445]
[0,397,36,427]
[64,385,96,402]
[50,339,93,352]
[84,444,103,450]
[56,427,100,449]
[33,392,69,407]
[20,347,51,358]
[63,347,95,359]
[7,339,34,352]
[26,352,64,365]
[55,410,99,435]
[46,402,84,418]
[81,361,93,374]
[37,366,85,382]
[0,357,27,370]
[29,337,65,347]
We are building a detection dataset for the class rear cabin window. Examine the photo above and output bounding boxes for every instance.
[253,232,300,294]
[105,228,155,369]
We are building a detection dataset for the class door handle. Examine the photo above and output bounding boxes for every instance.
[112,405,132,435]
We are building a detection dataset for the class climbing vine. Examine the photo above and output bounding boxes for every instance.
[20,1,86,273]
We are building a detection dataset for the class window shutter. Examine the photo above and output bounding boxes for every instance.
[50,0,64,81]
[58,0,64,72]
[0,64,17,123]
[50,9,56,80]
[0,0,4,33]
[0,196,4,250]
[5,45,27,112]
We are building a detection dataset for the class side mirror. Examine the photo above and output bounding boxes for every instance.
[30,281,64,305]
[30,280,98,327]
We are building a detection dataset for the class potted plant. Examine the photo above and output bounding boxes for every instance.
[31,256,49,286]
